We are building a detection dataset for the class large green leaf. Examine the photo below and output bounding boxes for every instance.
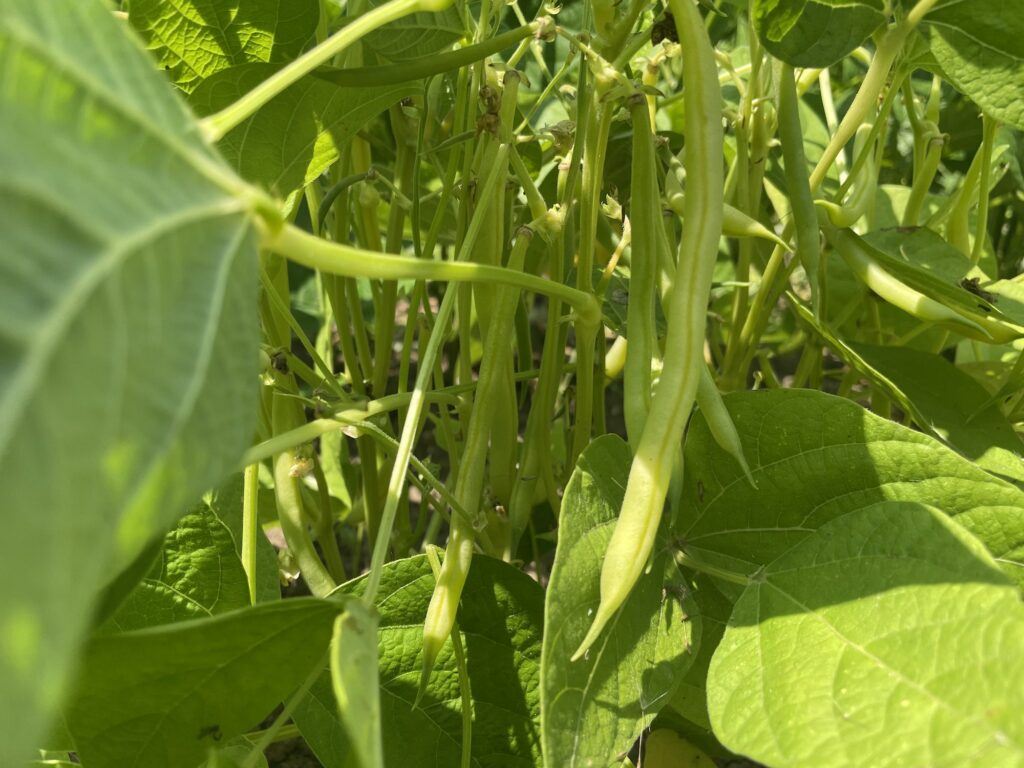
[542,435,698,767]
[677,389,1024,586]
[853,343,1024,485]
[191,63,413,195]
[129,0,320,93]
[294,555,543,768]
[922,0,1024,129]
[708,502,1024,767]
[752,0,886,67]
[0,0,265,761]
[65,598,338,768]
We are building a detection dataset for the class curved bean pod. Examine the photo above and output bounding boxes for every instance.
[573,0,723,660]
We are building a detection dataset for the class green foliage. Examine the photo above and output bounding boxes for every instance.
[753,0,887,67]
[4,0,1024,765]
[190,64,414,195]
[922,0,1024,129]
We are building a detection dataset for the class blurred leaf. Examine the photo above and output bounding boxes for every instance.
[0,0,262,761]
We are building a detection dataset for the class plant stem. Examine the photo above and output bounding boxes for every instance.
[202,0,453,141]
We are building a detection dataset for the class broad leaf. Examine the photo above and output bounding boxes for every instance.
[678,389,1024,586]
[129,0,320,93]
[65,598,338,768]
[708,502,1024,767]
[922,0,1024,129]
[294,555,543,767]
[542,435,698,767]
[0,0,264,761]
[752,0,886,67]
[191,63,413,195]
[853,343,1024,485]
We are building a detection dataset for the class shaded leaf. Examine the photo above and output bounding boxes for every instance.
[708,502,1024,767]
[542,435,698,767]
[0,0,264,760]
[65,599,338,768]
[678,389,1024,586]
[753,0,886,67]
[104,474,280,632]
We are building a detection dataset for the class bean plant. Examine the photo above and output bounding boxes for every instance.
[3,0,1024,765]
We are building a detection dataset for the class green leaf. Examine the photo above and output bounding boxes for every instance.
[103,474,280,632]
[707,502,1024,767]
[65,598,338,768]
[678,389,1024,586]
[0,0,264,761]
[922,0,1024,129]
[853,343,1024,485]
[294,555,543,768]
[190,63,414,195]
[542,435,699,767]
[357,0,463,63]
[104,491,252,632]
[752,0,886,67]
[668,575,731,734]
[129,0,320,93]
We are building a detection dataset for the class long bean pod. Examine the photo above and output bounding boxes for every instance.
[573,0,723,659]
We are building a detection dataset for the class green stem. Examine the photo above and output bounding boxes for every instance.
[202,0,453,141]
[314,22,540,87]
[262,223,600,326]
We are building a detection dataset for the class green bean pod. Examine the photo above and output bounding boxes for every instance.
[831,227,991,339]
[696,365,756,487]
[815,123,877,227]
[573,0,723,660]
[418,229,535,696]
[665,162,788,249]
[624,97,661,445]
[777,64,822,314]
[271,390,337,598]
